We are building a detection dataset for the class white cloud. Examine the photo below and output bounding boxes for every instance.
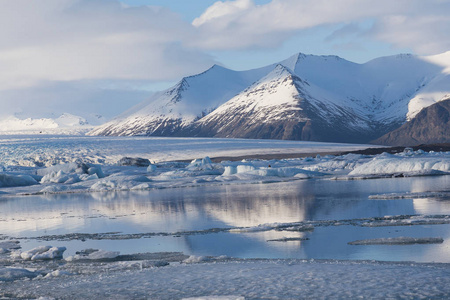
[374,13,450,54]
[0,0,216,90]
[1,0,450,123]
[2,0,449,92]
[192,0,254,27]
[192,0,450,55]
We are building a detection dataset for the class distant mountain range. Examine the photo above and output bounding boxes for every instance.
[88,52,450,146]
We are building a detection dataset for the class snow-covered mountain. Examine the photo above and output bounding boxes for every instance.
[89,52,450,143]
[0,113,93,135]
[88,64,273,136]
[191,64,369,142]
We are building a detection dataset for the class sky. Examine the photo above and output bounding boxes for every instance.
[1,0,450,122]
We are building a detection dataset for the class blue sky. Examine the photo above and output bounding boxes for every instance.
[122,0,412,69]
[0,0,449,121]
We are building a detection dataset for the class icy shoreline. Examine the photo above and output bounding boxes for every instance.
[0,136,449,197]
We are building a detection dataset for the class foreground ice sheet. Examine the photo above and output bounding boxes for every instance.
[0,136,448,196]
[0,258,449,299]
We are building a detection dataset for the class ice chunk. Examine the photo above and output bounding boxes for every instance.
[37,162,88,176]
[222,165,237,176]
[117,157,150,167]
[222,164,322,179]
[0,268,39,282]
[38,162,104,181]
[237,164,256,173]
[0,240,21,253]
[41,170,75,184]
[183,255,211,264]
[182,255,229,264]
[0,174,38,187]
[65,249,120,261]
[349,154,450,177]
[222,164,257,176]
[131,183,152,190]
[87,166,104,178]
[147,164,157,172]
[188,156,214,170]
[15,245,66,260]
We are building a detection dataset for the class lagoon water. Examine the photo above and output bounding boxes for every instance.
[1,176,449,263]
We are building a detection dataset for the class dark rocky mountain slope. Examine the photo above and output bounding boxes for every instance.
[372,99,450,146]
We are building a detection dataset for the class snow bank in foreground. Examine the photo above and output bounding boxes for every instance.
[1,259,448,299]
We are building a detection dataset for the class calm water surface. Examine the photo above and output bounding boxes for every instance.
[1,176,449,263]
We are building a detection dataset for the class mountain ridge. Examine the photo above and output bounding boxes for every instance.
[88,51,450,144]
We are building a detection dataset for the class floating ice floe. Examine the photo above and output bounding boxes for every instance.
[348,237,444,245]
[361,215,450,227]
[369,191,450,200]
[65,248,120,261]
